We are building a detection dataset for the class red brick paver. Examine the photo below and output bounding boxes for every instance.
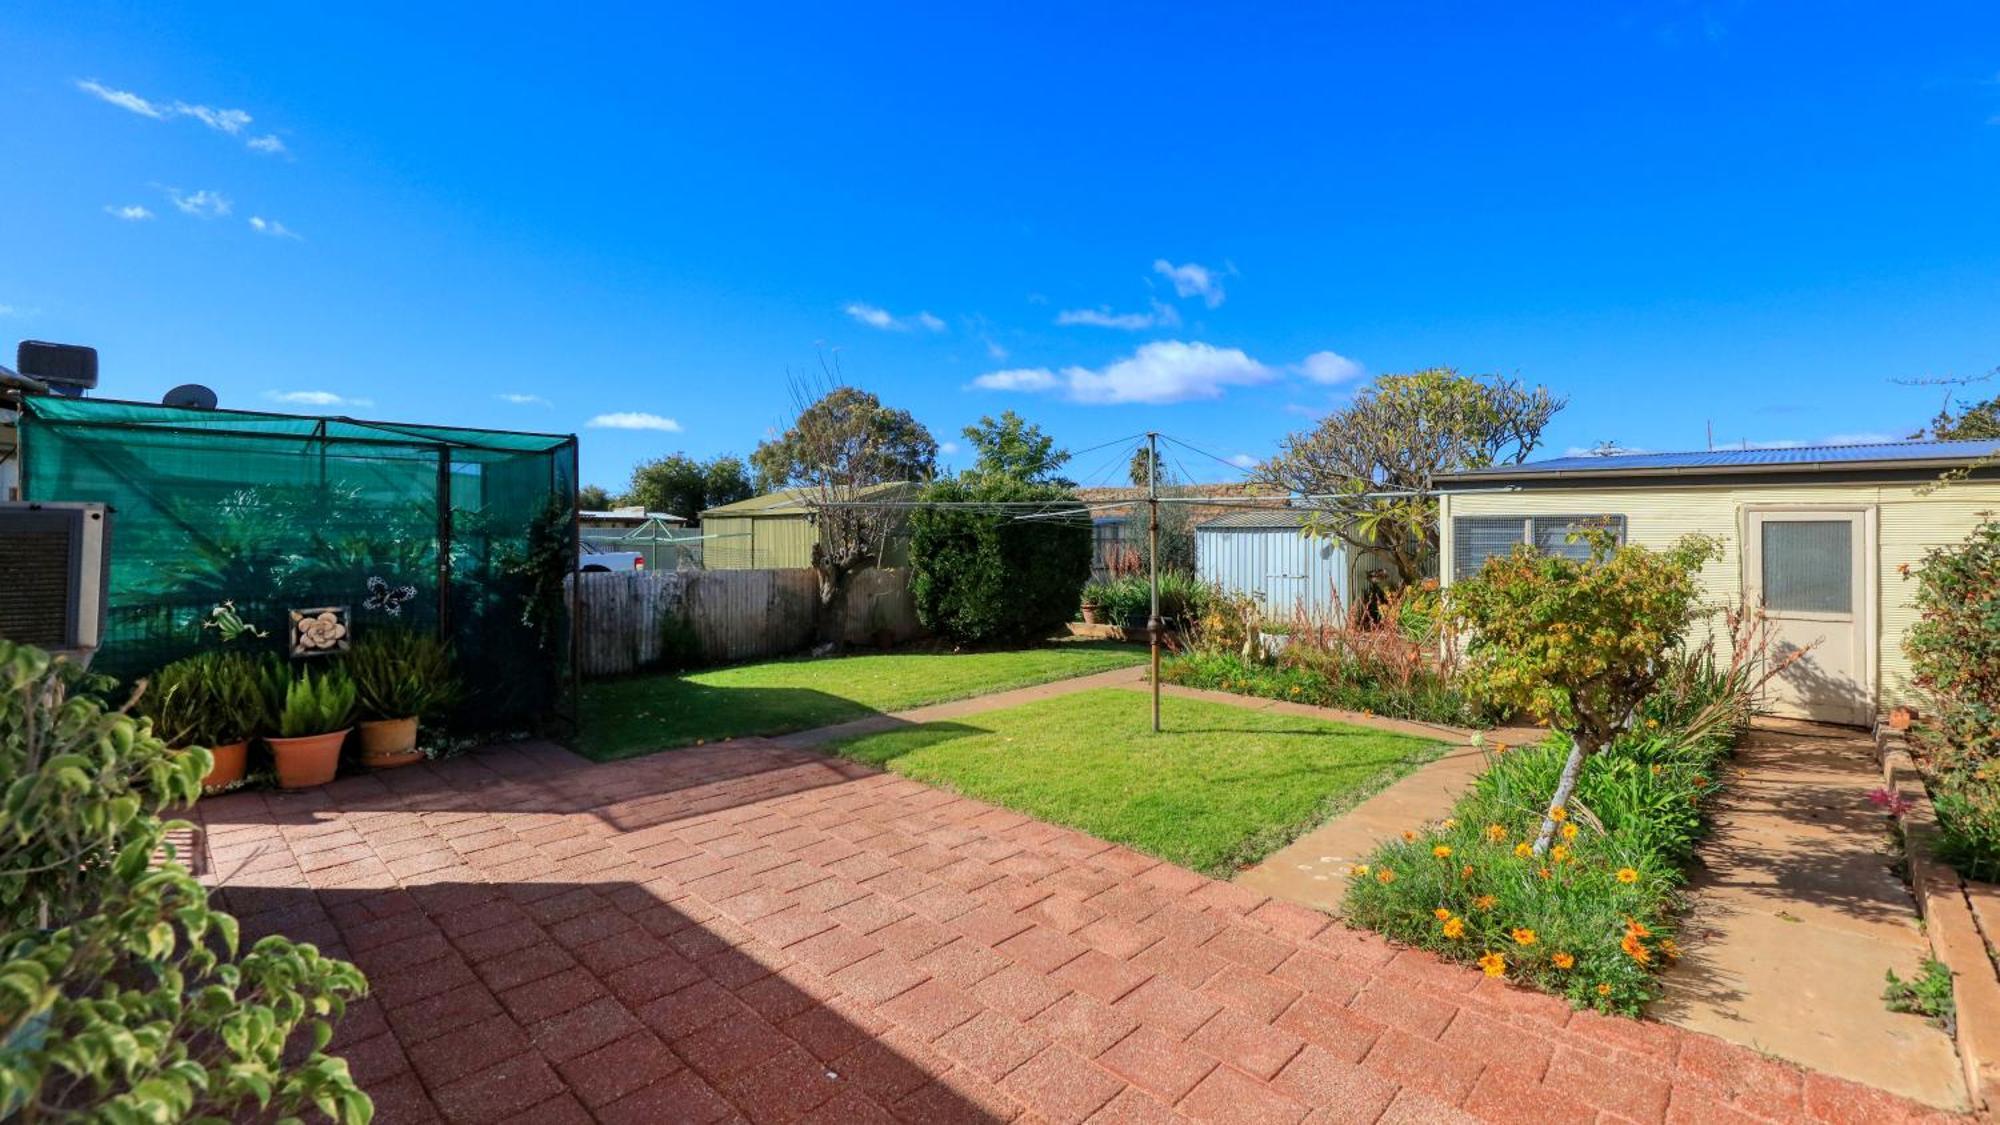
[196,739,1961,1124]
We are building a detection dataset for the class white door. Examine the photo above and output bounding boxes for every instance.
[1744,509,1873,726]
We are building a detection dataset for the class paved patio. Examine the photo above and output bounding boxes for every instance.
[197,738,1961,1124]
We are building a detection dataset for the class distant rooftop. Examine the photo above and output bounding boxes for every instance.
[1196,508,1308,530]
[1438,438,2000,485]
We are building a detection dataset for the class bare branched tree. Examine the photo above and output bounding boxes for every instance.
[751,361,938,643]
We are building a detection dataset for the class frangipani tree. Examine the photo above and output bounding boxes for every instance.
[1450,529,1720,854]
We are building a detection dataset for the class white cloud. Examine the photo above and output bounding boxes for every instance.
[0,305,19,317]
[1295,350,1363,384]
[104,204,154,221]
[77,79,281,153]
[1229,453,1258,469]
[498,393,552,407]
[1819,431,1900,445]
[1055,299,1181,331]
[939,441,961,455]
[168,188,231,218]
[1153,259,1226,308]
[983,337,1009,360]
[587,412,683,432]
[844,302,947,332]
[265,390,373,408]
[972,340,1274,405]
[971,368,1062,393]
[172,101,251,135]
[76,79,165,118]
[247,216,301,239]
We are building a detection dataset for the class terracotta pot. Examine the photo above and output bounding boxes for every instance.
[267,729,349,789]
[1080,602,1101,625]
[1889,706,1919,732]
[358,717,422,768]
[199,740,249,790]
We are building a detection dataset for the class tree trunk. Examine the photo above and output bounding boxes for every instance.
[1531,735,1591,856]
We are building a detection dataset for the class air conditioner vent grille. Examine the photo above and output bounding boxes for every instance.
[0,529,74,646]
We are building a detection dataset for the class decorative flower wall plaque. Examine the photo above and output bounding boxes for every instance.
[289,606,351,656]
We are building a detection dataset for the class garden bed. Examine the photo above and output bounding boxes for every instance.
[573,640,1146,760]
[1159,649,1487,728]
[1340,661,1741,1015]
[828,687,1443,876]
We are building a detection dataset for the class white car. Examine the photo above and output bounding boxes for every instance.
[579,541,645,572]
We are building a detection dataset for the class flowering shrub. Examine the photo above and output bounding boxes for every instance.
[1343,648,1747,1015]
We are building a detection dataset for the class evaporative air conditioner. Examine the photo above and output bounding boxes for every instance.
[0,502,111,655]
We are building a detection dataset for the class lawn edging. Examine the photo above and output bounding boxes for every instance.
[1876,723,2000,1114]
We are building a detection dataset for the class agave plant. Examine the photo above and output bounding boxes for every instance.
[134,650,272,747]
[344,630,460,720]
[266,662,358,738]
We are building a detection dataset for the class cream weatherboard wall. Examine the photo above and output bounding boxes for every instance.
[1439,478,2000,714]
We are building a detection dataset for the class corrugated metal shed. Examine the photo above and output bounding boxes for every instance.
[699,481,919,570]
[1195,514,1347,618]
[1440,438,2000,485]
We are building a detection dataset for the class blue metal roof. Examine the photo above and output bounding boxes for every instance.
[1440,438,2000,484]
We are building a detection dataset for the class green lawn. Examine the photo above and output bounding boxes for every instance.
[831,688,1443,876]
[574,641,1146,760]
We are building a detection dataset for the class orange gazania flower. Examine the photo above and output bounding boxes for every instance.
[1560,823,1579,841]
[1402,830,1418,842]
[1551,952,1575,970]
[1433,845,1453,859]
[1548,806,1568,822]
[1433,907,1452,921]
[1376,869,1397,885]
[1597,983,1613,997]
[1621,932,1652,964]
[1511,928,1538,946]
[1513,842,1533,858]
[1442,917,1466,939]
[1537,866,1552,880]
[1616,867,1640,884]
[1460,864,1474,879]
[1473,894,1497,911]
[1477,951,1506,977]
[1550,845,1572,864]
[1485,824,1508,843]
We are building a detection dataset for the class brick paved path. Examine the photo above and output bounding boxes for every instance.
[196,740,1959,1124]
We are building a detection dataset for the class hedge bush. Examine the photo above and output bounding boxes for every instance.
[0,641,371,1121]
[1906,518,2000,880]
[909,476,1092,644]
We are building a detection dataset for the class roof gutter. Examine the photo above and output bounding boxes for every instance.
[1436,457,1992,487]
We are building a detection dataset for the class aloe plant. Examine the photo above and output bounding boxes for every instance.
[135,650,271,747]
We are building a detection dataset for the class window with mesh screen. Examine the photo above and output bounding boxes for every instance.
[1760,519,1853,614]
[1452,514,1626,579]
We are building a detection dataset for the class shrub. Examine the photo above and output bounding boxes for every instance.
[1450,530,1719,854]
[132,650,270,748]
[1089,572,1213,630]
[0,641,370,1121]
[909,476,1093,644]
[1161,649,1488,728]
[1906,519,2000,770]
[345,629,461,720]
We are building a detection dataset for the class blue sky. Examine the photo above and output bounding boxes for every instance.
[5,3,2000,492]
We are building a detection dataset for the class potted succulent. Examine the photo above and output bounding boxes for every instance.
[135,651,270,790]
[262,661,358,789]
[1079,581,1106,625]
[345,630,459,768]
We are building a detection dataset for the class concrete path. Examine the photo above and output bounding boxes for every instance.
[1656,724,1969,1111]
[196,739,1960,1123]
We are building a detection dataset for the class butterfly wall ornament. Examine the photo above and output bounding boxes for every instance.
[365,576,418,616]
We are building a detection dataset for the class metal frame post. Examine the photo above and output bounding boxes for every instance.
[1147,432,1161,733]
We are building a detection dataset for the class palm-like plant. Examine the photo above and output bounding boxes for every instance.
[136,651,272,747]
[267,663,358,738]
[345,631,460,720]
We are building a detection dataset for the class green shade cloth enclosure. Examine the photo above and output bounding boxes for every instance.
[18,397,577,723]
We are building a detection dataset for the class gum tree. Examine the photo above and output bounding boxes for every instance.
[1449,530,1720,854]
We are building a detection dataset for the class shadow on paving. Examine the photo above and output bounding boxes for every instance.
[227,878,991,1124]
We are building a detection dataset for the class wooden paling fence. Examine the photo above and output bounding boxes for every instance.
[566,568,819,677]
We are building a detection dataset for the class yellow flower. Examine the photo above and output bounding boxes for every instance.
[1493,742,1510,755]
[1349,864,1369,877]
[1644,718,1659,729]
[1441,818,1458,830]
[1551,952,1575,970]
[1616,867,1640,884]
[1484,824,1508,843]
[1434,907,1452,921]
[1560,823,1578,841]
[1433,845,1453,859]
[1376,869,1397,885]
[1548,806,1567,822]
[1477,951,1506,977]
[1620,932,1652,964]
[1550,845,1572,864]
[1597,982,1613,997]
[1511,928,1538,946]
[1442,917,1466,939]
[1661,938,1682,962]
[1402,830,1418,842]
[1473,894,1497,911]
[1513,842,1533,858]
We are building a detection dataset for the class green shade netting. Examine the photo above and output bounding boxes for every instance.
[17,397,576,725]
